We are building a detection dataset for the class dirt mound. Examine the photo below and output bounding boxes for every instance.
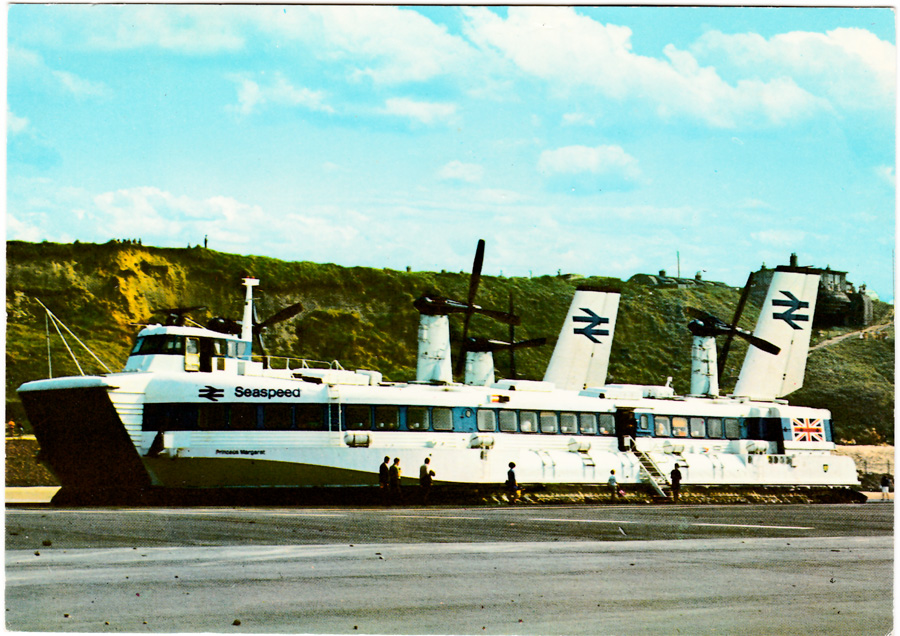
[834,445,894,474]
[5,437,58,486]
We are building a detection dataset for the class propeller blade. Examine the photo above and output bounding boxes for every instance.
[685,306,715,321]
[414,295,469,315]
[736,331,781,356]
[466,337,547,353]
[510,337,547,350]
[256,301,304,330]
[414,296,520,325]
[687,304,780,356]
[254,331,267,360]
[457,239,485,377]
[464,337,503,353]
[719,272,755,379]
[467,239,485,308]
[207,317,242,335]
[474,306,521,325]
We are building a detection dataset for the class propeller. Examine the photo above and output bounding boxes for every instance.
[718,272,755,378]
[152,306,207,327]
[413,295,519,324]
[465,336,548,353]
[685,306,780,355]
[456,239,486,376]
[206,316,242,336]
[251,300,305,357]
[255,302,304,330]
[505,291,548,379]
[206,295,304,357]
[413,240,527,380]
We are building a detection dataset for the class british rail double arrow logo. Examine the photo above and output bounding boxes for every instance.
[772,291,810,330]
[573,308,610,343]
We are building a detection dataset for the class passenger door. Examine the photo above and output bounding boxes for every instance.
[614,408,637,451]
[184,337,200,372]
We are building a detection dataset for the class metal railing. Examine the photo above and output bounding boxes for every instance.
[251,356,345,372]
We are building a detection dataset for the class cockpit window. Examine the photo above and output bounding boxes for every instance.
[227,341,251,358]
[131,334,248,358]
[131,335,185,356]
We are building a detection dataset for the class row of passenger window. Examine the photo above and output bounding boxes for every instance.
[474,409,612,435]
[477,411,741,439]
[645,415,741,440]
[143,403,743,440]
[144,404,613,434]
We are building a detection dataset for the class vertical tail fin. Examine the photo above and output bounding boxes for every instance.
[542,286,620,391]
[732,266,820,400]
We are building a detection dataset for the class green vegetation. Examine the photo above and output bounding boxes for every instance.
[6,240,894,444]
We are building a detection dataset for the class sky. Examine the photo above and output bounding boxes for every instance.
[6,5,897,302]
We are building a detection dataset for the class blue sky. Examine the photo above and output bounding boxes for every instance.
[7,5,896,301]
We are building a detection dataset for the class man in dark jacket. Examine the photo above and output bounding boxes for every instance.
[506,462,519,504]
[389,457,402,504]
[379,456,390,505]
[670,464,682,502]
[419,457,435,506]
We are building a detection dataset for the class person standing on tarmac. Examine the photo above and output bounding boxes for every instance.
[670,464,683,502]
[419,457,435,506]
[389,457,402,504]
[506,462,519,504]
[379,456,391,505]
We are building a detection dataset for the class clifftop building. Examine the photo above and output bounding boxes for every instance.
[751,254,873,328]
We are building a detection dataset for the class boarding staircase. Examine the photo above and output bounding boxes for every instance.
[628,438,670,498]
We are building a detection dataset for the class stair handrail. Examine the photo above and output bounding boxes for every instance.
[627,436,670,497]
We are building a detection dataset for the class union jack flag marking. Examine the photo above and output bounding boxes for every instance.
[791,418,825,442]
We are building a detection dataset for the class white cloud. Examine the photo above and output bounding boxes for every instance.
[474,188,528,205]
[562,112,596,127]
[282,211,361,245]
[7,45,43,69]
[52,70,111,99]
[7,110,30,135]
[9,46,111,100]
[538,144,642,190]
[17,5,477,82]
[85,6,246,53]
[6,213,44,242]
[739,198,773,210]
[438,161,484,184]
[463,7,637,96]
[751,229,807,247]
[461,7,832,128]
[875,165,895,187]
[691,27,896,113]
[91,187,261,244]
[258,6,477,85]
[231,77,264,116]
[383,98,457,125]
[227,72,334,116]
